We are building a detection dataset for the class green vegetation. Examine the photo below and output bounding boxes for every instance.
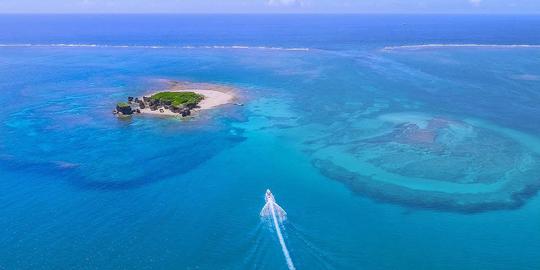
[150,91,204,108]
[117,102,130,108]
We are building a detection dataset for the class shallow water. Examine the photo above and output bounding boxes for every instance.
[1,15,540,270]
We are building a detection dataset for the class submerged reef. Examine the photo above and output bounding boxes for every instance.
[313,159,540,213]
[310,112,540,213]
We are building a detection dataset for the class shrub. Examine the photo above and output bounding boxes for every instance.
[150,92,204,108]
[117,102,130,108]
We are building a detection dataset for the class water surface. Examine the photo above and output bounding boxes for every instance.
[1,15,540,270]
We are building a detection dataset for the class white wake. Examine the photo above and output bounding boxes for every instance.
[261,196,296,270]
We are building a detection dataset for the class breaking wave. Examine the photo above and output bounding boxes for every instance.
[0,43,310,51]
[382,44,540,51]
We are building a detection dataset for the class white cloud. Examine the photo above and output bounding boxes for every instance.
[469,0,482,6]
[267,0,303,7]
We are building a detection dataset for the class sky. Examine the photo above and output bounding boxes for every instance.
[0,0,539,14]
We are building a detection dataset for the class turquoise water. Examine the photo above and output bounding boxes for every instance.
[1,15,540,269]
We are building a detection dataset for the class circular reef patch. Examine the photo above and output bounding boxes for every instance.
[311,112,540,213]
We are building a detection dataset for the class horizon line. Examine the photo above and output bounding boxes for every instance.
[1,12,540,15]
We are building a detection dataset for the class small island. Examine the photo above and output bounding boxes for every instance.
[113,80,238,117]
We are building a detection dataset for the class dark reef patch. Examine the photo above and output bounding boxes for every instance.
[0,134,246,191]
[308,113,540,213]
[312,159,540,213]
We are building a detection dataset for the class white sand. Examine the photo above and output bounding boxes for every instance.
[190,89,234,109]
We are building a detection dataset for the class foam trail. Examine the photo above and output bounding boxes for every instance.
[261,190,295,270]
[270,201,296,270]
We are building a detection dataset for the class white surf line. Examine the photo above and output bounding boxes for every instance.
[0,43,310,51]
[269,201,296,270]
[382,44,540,51]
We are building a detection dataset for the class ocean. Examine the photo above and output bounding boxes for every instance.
[0,15,539,269]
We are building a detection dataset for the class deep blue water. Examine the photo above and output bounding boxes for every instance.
[1,15,540,269]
